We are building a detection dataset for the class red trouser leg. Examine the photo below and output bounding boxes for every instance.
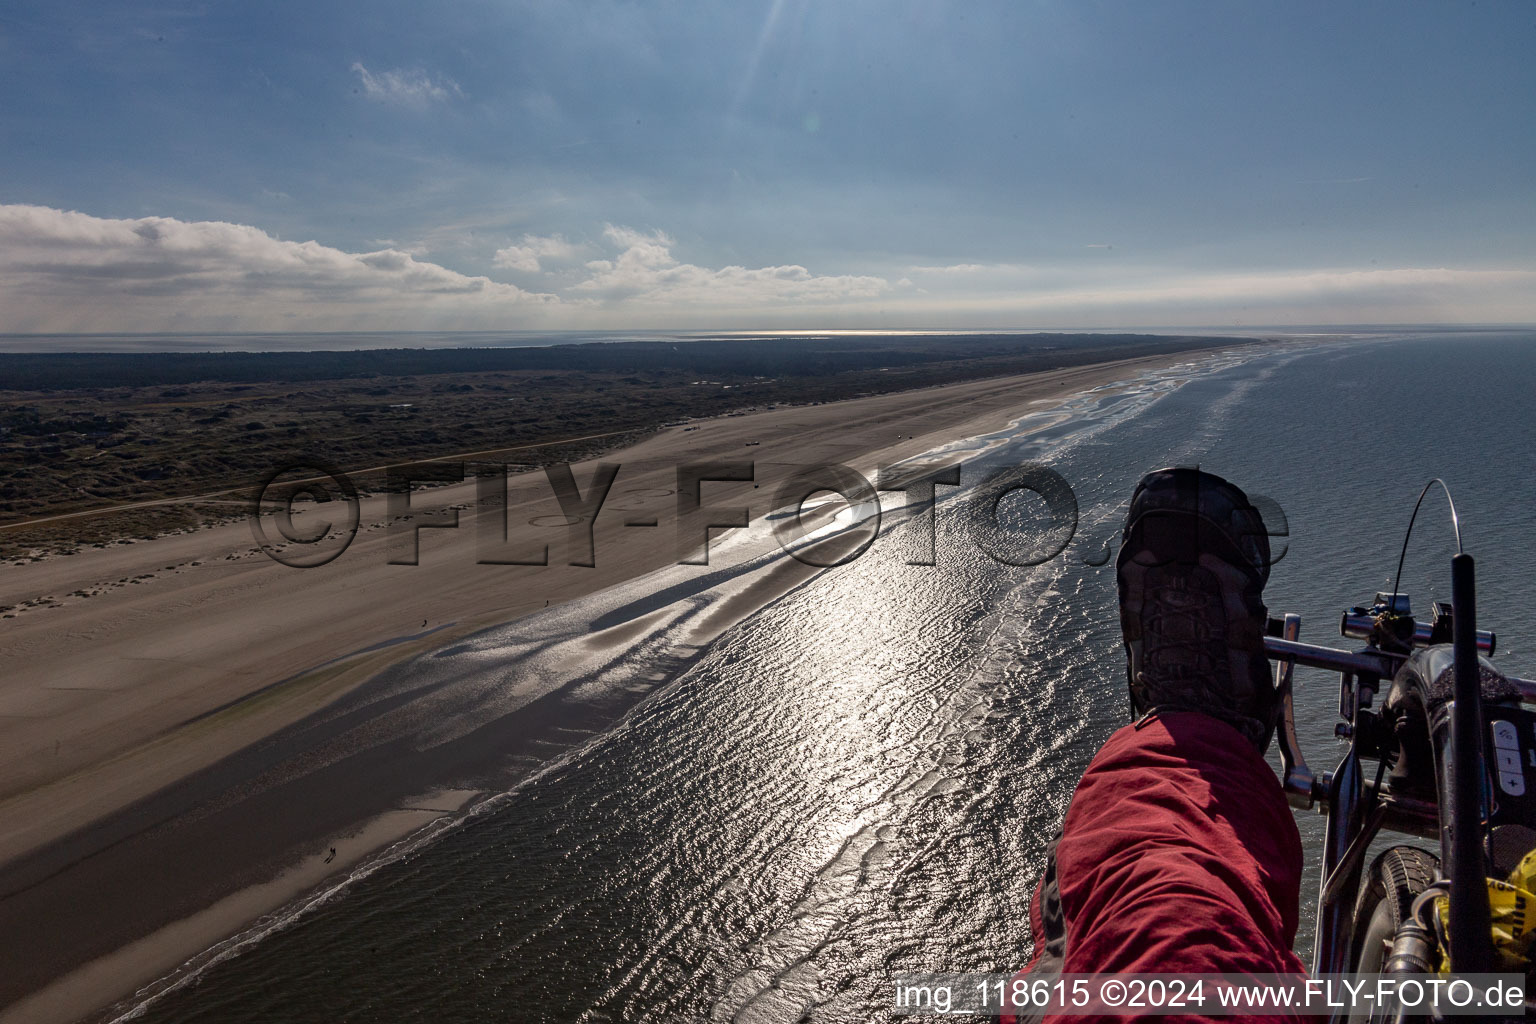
[1008,711,1308,1024]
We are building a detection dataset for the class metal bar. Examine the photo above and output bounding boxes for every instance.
[1261,634,1536,703]
[1320,801,1388,906]
[1262,636,1399,678]
[1448,553,1492,973]
[1274,614,1315,808]
[1339,610,1494,653]
[1314,695,1365,976]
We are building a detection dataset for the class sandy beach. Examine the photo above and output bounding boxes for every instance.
[0,345,1255,1022]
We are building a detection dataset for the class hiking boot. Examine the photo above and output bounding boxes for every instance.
[1116,467,1278,751]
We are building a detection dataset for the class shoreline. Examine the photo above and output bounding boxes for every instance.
[0,341,1280,1022]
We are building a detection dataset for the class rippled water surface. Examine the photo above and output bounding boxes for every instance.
[129,332,1536,1023]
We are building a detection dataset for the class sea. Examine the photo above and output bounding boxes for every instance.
[110,329,1536,1023]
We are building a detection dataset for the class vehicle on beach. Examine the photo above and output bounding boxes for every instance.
[1262,481,1536,1021]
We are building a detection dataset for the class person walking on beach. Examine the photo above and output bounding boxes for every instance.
[1006,468,1307,1024]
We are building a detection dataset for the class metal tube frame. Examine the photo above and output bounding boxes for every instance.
[1260,623,1533,999]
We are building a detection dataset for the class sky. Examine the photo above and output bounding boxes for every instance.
[1,0,1533,334]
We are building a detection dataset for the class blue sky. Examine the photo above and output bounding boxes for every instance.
[1,1,1533,332]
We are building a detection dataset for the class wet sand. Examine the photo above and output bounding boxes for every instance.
[0,345,1256,1022]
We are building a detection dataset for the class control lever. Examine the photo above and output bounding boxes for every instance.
[1273,612,1315,808]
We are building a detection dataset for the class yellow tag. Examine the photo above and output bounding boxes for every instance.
[1512,847,1536,895]
[1433,868,1536,973]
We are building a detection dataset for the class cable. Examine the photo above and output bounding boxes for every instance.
[1389,478,1462,605]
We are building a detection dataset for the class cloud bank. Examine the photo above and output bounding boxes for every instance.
[0,205,556,332]
[896,262,1536,325]
[573,225,889,306]
[1,204,1533,333]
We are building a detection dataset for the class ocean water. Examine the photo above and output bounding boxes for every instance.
[119,331,1536,1022]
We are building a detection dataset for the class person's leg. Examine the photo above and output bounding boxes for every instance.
[1026,711,1304,977]
[1006,469,1305,1023]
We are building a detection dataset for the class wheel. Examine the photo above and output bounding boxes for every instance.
[1347,846,1440,1023]
[1350,845,1439,970]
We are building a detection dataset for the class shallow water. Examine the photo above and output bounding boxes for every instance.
[124,332,1536,1023]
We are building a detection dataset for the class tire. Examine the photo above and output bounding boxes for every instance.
[1347,846,1440,1024]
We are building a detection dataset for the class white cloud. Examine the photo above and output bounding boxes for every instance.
[492,234,584,272]
[5,205,1532,333]
[0,204,558,332]
[908,263,992,274]
[350,62,461,108]
[868,263,1536,326]
[904,262,1078,288]
[571,225,889,306]
[996,266,1536,311]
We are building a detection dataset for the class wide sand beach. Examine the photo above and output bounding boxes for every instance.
[0,343,1263,1023]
